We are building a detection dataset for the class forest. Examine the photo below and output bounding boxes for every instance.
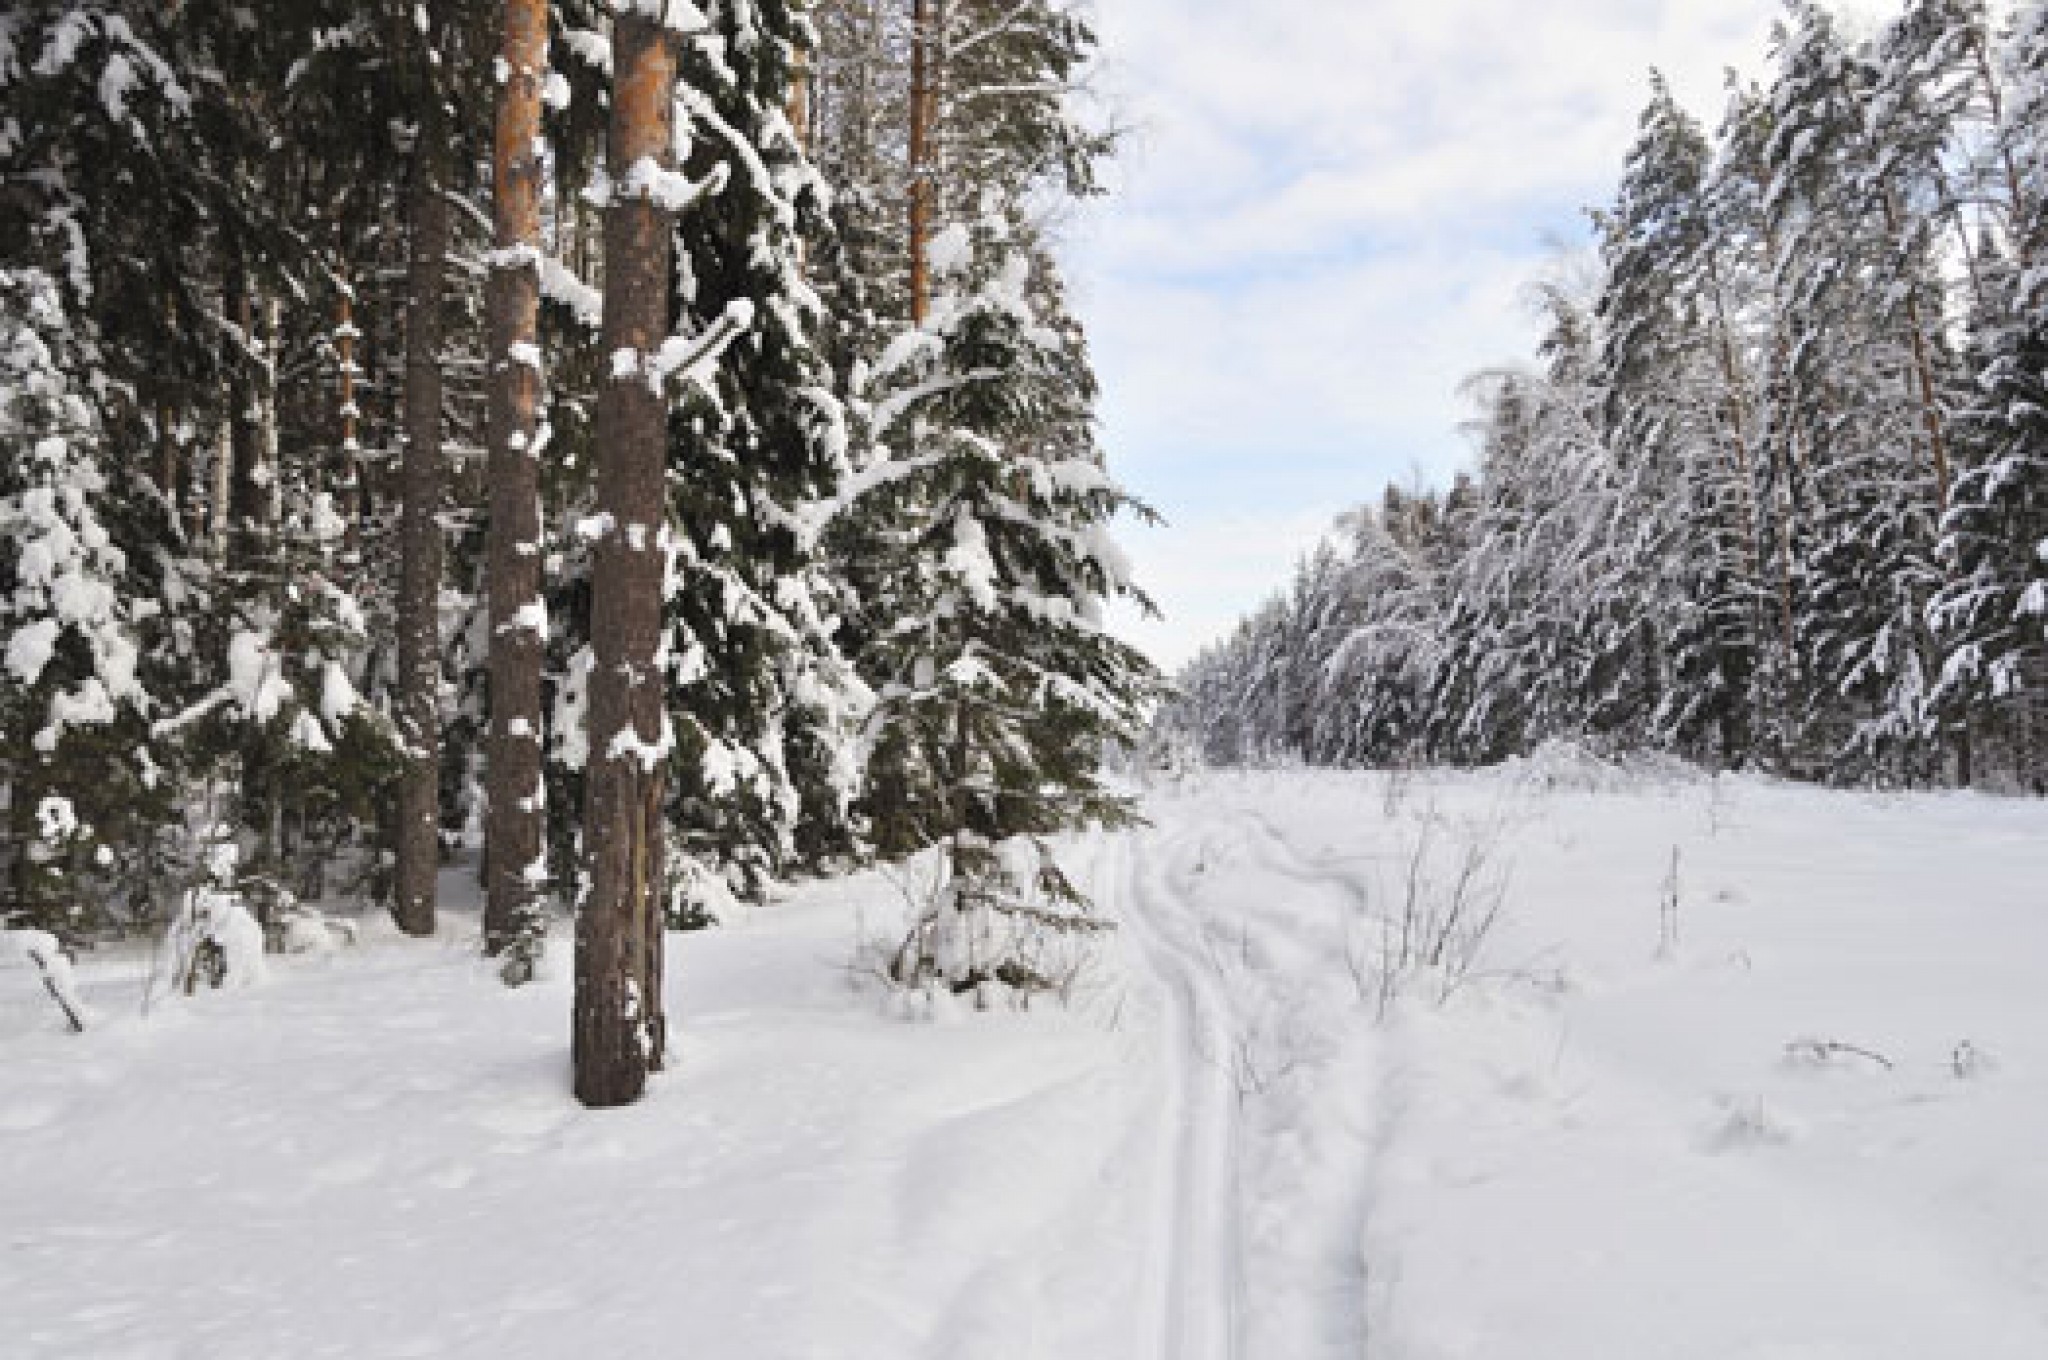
[9,3,2048,1356]
[1167,0,2048,794]
[0,0,1155,1103]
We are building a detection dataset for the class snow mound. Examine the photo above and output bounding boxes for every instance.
[1503,737,1706,792]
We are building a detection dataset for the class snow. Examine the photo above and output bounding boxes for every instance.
[497,600,547,638]
[225,629,290,724]
[611,156,728,214]
[2,928,85,1030]
[5,768,2048,1358]
[319,660,361,724]
[5,617,60,684]
[926,222,972,275]
[647,298,754,394]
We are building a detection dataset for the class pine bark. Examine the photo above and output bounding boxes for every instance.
[575,9,675,1109]
[484,0,549,966]
[335,287,365,556]
[223,250,265,566]
[393,128,449,939]
[907,0,933,324]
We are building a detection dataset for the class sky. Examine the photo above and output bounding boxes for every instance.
[1071,0,1891,671]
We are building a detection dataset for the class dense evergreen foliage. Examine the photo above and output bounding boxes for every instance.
[0,0,1157,979]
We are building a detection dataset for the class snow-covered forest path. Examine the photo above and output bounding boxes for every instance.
[1105,828,1246,1360]
[8,760,2048,1358]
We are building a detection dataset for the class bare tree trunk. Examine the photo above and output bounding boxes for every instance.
[393,129,449,939]
[260,294,283,528]
[335,286,365,557]
[575,9,675,1109]
[908,0,933,324]
[485,0,549,971]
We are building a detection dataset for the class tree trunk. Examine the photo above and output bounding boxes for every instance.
[225,254,266,565]
[335,286,365,558]
[484,0,549,970]
[907,0,933,324]
[393,127,449,939]
[575,9,675,1109]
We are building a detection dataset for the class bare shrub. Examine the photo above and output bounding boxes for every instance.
[1348,817,1511,1019]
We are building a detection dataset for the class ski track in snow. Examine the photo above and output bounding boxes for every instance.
[1110,825,1245,1360]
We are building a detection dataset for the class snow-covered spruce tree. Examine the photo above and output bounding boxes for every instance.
[653,0,870,922]
[801,0,1157,997]
[0,7,403,922]
[0,268,175,935]
[861,213,1159,997]
[1927,0,2048,789]
[1929,249,2048,788]
[1595,75,1766,768]
[1761,4,1948,781]
[1312,489,1453,767]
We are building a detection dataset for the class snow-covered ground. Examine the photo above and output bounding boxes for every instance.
[6,760,2048,1358]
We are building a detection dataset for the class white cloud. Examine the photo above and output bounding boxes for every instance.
[1072,0,1892,670]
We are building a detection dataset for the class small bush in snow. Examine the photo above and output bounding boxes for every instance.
[1346,816,1510,1018]
[884,836,1113,1007]
[157,840,268,997]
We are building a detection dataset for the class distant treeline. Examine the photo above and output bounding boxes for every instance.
[1167,1,2048,791]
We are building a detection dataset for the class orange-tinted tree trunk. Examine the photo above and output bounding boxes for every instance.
[574,8,676,1108]
[484,0,549,972]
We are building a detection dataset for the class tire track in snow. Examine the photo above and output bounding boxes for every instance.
[1110,825,1245,1360]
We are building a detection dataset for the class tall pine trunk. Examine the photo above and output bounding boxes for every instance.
[907,0,933,324]
[393,125,449,939]
[484,0,549,973]
[575,9,675,1109]
[224,250,266,564]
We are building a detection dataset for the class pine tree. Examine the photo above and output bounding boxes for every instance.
[576,4,690,1109]
[656,0,866,916]
[0,267,175,934]
[483,0,552,977]
[1595,76,1764,766]
[1927,0,2048,788]
[865,209,1159,996]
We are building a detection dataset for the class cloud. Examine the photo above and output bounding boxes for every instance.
[1070,0,1888,669]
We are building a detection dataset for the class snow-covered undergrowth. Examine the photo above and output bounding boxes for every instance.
[5,765,2047,1358]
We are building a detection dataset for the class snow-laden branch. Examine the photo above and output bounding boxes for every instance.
[642,297,754,395]
[482,243,603,330]
[871,368,1001,438]
[603,156,730,212]
[775,450,945,549]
